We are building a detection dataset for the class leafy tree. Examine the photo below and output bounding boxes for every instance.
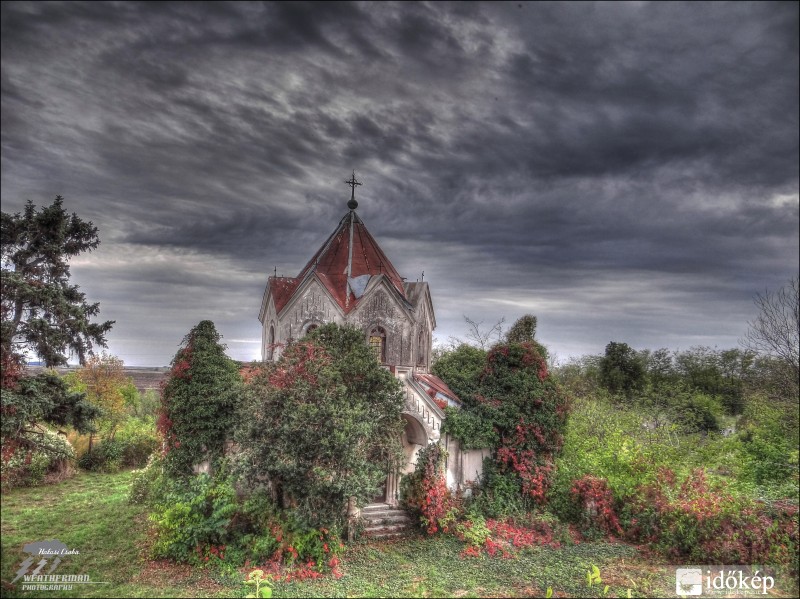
[599,341,645,399]
[66,353,130,450]
[1,196,114,374]
[235,323,405,528]
[640,347,676,389]
[673,347,752,414]
[431,343,487,402]
[554,354,603,399]
[158,321,241,477]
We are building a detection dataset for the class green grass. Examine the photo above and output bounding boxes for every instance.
[2,471,797,598]
[0,471,215,598]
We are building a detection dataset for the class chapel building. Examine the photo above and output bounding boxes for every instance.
[258,175,485,504]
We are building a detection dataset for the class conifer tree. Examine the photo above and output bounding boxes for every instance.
[1,196,114,377]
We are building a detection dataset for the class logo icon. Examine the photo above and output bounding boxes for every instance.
[11,539,73,583]
[676,568,703,596]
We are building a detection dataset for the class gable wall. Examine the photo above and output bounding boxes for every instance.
[278,278,343,342]
[349,285,416,367]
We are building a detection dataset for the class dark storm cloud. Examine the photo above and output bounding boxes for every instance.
[2,0,797,365]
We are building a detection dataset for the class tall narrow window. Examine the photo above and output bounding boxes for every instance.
[305,324,318,336]
[267,325,275,361]
[369,326,386,364]
[417,331,426,366]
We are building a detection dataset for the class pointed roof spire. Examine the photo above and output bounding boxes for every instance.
[345,170,362,210]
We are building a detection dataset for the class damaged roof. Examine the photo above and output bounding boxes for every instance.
[266,209,408,316]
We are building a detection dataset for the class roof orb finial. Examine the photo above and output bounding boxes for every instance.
[345,170,362,210]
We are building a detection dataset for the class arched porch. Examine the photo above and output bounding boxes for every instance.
[382,412,429,506]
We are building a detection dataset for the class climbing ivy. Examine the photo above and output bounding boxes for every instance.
[158,321,241,477]
[441,315,570,508]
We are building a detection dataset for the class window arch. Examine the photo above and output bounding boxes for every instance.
[304,323,319,336]
[369,326,386,364]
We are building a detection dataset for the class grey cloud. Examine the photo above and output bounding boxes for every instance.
[2,1,797,365]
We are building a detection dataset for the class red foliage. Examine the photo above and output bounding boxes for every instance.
[496,422,558,505]
[171,345,193,380]
[0,348,23,390]
[570,475,623,536]
[268,342,330,389]
[239,363,263,384]
[155,409,177,456]
[404,443,456,535]
[628,467,799,567]
[457,517,562,559]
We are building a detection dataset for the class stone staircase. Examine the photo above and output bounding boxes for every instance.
[361,503,414,540]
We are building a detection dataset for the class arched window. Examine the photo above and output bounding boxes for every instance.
[417,330,426,366]
[267,325,275,361]
[305,323,319,336]
[369,326,386,364]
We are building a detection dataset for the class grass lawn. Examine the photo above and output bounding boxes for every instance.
[1,471,796,598]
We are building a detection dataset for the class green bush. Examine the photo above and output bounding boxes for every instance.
[115,417,158,467]
[146,470,344,570]
[737,396,799,494]
[128,453,167,505]
[467,458,528,518]
[78,440,120,472]
[454,512,492,547]
[159,320,242,478]
[149,471,238,562]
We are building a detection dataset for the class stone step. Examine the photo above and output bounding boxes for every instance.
[363,522,413,540]
[363,513,412,526]
[361,504,414,539]
[364,528,411,541]
[362,507,410,518]
[361,503,393,512]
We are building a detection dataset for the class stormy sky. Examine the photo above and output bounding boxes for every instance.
[2,1,798,367]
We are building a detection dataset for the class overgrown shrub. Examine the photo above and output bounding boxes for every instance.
[628,467,798,570]
[441,320,570,514]
[236,323,404,529]
[1,429,75,489]
[569,474,623,538]
[115,417,159,467]
[146,466,344,575]
[158,320,241,478]
[738,395,799,493]
[129,453,167,505]
[466,457,528,518]
[78,439,124,472]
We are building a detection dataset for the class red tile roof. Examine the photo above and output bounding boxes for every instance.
[414,373,462,404]
[270,211,407,315]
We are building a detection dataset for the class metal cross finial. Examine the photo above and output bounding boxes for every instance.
[345,170,362,210]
